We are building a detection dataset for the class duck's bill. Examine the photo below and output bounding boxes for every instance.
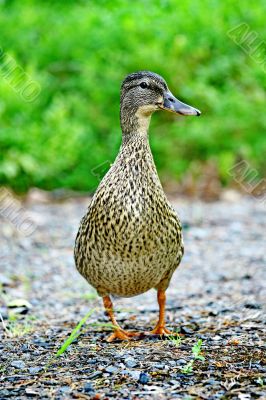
[160,92,201,116]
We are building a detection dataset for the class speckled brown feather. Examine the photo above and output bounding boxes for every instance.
[74,71,184,298]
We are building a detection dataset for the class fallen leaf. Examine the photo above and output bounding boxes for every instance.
[7,299,32,309]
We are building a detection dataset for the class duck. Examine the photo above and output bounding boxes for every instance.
[74,71,201,341]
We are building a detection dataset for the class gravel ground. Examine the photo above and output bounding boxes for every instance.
[0,191,265,399]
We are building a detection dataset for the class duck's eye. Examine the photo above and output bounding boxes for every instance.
[140,82,148,89]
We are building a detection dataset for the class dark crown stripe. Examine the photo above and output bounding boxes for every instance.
[122,71,167,90]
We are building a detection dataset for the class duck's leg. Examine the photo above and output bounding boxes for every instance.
[103,296,139,342]
[151,289,172,335]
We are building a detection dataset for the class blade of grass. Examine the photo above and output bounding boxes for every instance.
[55,308,95,357]
[192,339,205,361]
[167,332,182,347]
[43,309,118,372]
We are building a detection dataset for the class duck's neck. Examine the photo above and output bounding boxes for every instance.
[119,108,156,170]
[120,105,152,139]
[117,107,161,184]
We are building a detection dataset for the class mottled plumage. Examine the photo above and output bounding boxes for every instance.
[74,71,200,340]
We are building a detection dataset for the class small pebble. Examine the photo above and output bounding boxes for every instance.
[206,378,220,386]
[212,335,222,341]
[105,365,118,374]
[33,339,50,348]
[153,363,165,370]
[0,275,12,286]
[121,370,140,380]
[169,380,180,387]
[29,366,42,374]
[59,386,70,394]
[129,370,140,380]
[175,359,187,366]
[0,390,9,397]
[83,382,94,393]
[180,326,193,334]
[139,372,150,384]
[244,303,261,309]
[125,357,137,368]
[11,360,25,369]
[88,359,97,364]
[88,371,103,379]
[0,307,8,320]
[169,360,176,367]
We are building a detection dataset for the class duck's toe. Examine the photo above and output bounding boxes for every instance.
[150,325,172,335]
[106,329,140,342]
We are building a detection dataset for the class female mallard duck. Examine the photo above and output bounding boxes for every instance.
[74,71,200,341]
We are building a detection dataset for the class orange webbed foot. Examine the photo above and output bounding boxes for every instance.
[151,325,172,335]
[106,329,141,342]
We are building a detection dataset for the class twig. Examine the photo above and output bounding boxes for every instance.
[0,312,11,338]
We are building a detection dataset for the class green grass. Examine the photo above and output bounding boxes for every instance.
[0,312,35,338]
[181,339,205,374]
[55,309,115,357]
[0,0,265,192]
[168,332,182,347]
[55,309,96,357]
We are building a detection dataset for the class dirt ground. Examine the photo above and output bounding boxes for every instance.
[0,191,265,399]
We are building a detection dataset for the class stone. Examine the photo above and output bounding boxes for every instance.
[125,357,137,368]
[11,360,25,369]
[139,372,150,384]
[105,365,118,374]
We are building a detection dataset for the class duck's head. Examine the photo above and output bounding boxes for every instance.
[120,71,200,135]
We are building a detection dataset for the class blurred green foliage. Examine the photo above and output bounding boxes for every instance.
[0,0,265,192]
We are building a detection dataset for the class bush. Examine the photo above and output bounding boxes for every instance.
[0,0,265,192]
